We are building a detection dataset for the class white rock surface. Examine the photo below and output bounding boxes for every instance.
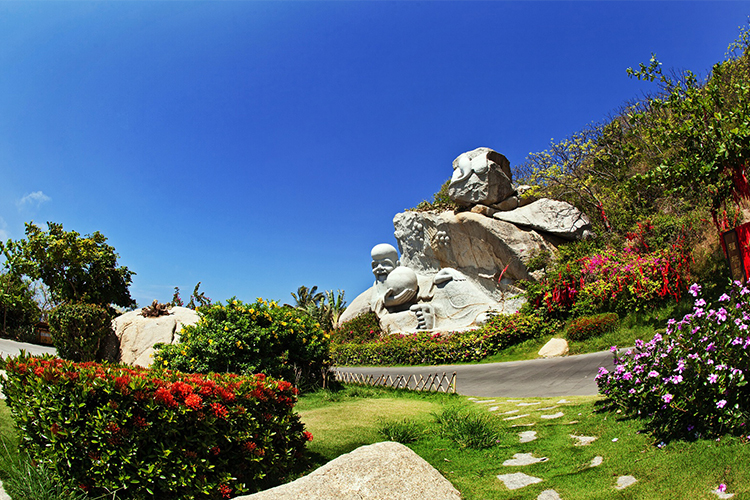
[113,307,200,367]
[541,412,565,420]
[570,435,598,446]
[712,488,735,499]
[448,147,515,208]
[519,431,538,443]
[503,453,548,466]
[493,198,592,240]
[394,210,557,302]
[234,442,461,500]
[0,479,11,500]
[538,490,562,500]
[590,456,604,467]
[538,338,569,358]
[496,472,543,490]
[504,414,531,421]
[615,476,637,490]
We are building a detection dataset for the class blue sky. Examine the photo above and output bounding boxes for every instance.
[0,1,747,308]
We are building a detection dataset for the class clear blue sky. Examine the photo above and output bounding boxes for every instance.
[0,1,747,308]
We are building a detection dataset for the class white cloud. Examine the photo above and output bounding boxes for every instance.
[17,191,51,210]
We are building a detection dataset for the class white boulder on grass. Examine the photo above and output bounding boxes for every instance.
[233,441,461,500]
[113,306,199,367]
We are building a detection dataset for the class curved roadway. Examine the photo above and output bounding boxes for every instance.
[0,338,619,398]
[335,350,620,398]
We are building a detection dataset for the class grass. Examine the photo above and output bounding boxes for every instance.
[2,384,748,499]
[295,387,750,500]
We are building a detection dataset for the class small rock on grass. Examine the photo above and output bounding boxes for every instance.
[570,434,598,446]
[541,412,564,420]
[589,456,603,467]
[538,490,562,500]
[711,488,735,499]
[504,414,531,421]
[615,476,637,490]
[496,472,543,490]
[503,453,548,466]
[519,431,537,443]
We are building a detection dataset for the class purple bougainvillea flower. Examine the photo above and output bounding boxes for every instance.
[689,283,702,297]
[717,400,727,409]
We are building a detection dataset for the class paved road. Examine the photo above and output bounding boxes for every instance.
[0,338,57,359]
[335,349,621,398]
[0,338,619,398]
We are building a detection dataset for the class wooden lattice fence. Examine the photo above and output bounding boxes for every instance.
[333,370,456,394]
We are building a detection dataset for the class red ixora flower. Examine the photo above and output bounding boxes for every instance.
[154,387,178,408]
[210,403,229,419]
[185,393,203,411]
[303,431,313,442]
[218,483,232,498]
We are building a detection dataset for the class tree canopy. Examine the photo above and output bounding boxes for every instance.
[0,222,135,309]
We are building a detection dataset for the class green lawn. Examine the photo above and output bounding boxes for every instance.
[296,387,750,500]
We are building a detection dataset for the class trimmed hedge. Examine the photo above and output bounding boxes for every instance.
[330,312,559,366]
[48,302,112,362]
[0,354,311,499]
[566,313,619,341]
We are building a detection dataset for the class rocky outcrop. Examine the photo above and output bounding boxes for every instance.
[493,198,593,241]
[112,307,199,367]
[338,147,594,333]
[448,148,514,207]
[394,210,557,301]
[233,441,461,500]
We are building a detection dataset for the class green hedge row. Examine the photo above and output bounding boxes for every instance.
[330,312,559,366]
[1,354,311,499]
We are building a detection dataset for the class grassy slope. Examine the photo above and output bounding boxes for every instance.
[296,389,750,500]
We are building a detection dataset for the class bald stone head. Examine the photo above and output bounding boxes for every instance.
[371,243,399,283]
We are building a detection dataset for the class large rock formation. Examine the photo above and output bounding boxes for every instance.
[339,147,593,334]
[112,306,199,367]
[233,441,461,500]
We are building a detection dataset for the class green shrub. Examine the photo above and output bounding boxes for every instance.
[0,272,40,341]
[329,312,383,344]
[48,302,112,362]
[412,179,459,212]
[433,405,500,449]
[475,311,559,352]
[0,354,311,499]
[376,417,421,444]
[566,313,619,341]
[154,298,330,390]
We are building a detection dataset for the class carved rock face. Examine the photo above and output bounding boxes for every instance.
[448,147,515,207]
[493,198,593,240]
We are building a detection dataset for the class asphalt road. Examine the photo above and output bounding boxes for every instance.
[0,338,57,359]
[0,338,619,398]
[335,350,619,398]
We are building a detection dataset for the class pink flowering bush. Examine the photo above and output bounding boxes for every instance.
[525,239,691,318]
[0,354,311,499]
[597,281,750,440]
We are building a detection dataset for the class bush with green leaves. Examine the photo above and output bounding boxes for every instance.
[329,311,383,344]
[566,313,619,342]
[0,271,40,341]
[330,311,556,366]
[1,354,311,499]
[154,298,330,389]
[48,302,112,362]
[597,281,750,440]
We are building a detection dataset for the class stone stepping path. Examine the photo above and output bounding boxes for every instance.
[537,490,562,500]
[712,489,735,499]
[499,409,519,415]
[589,456,604,467]
[517,402,540,406]
[503,452,548,466]
[519,430,538,443]
[616,475,637,490]
[540,412,565,420]
[503,413,530,421]
[570,434,597,446]
[496,472,543,490]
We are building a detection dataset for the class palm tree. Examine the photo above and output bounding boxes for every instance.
[289,285,325,311]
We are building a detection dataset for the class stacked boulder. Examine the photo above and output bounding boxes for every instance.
[340,147,593,333]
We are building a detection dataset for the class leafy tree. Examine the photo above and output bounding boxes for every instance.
[0,222,135,308]
[624,33,750,230]
[286,286,347,331]
[0,271,40,339]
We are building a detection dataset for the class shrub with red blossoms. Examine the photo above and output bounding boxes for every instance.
[0,355,312,499]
